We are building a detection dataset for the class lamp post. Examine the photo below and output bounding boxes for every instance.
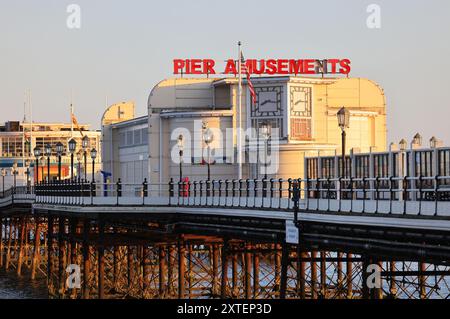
[203,125,214,182]
[1,168,6,197]
[412,133,422,147]
[68,138,77,180]
[33,146,41,184]
[399,139,408,151]
[56,142,64,181]
[25,159,31,191]
[12,161,18,192]
[45,143,52,183]
[90,148,97,182]
[76,151,82,182]
[82,136,90,182]
[260,122,271,197]
[177,135,184,183]
[203,123,214,197]
[337,107,350,178]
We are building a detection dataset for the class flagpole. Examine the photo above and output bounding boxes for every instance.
[237,41,243,180]
[29,89,33,157]
[70,90,74,137]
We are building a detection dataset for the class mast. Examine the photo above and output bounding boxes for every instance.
[237,41,243,180]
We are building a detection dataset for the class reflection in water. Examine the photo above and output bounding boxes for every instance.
[0,270,47,299]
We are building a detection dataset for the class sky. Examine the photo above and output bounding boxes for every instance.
[0,0,449,145]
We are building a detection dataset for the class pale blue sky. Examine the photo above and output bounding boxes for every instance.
[1,0,449,145]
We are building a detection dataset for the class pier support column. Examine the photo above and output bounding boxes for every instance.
[17,217,26,276]
[127,245,134,290]
[297,251,306,299]
[97,219,105,299]
[320,251,327,298]
[419,261,427,299]
[279,243,289,299]
[244,243,252,299]
[113,245,120,293]
[220,240,229,299]
[70,218,78,299]
[337,252,343,292]
[389,261,397,298]
[253,246,260,298]
[275,244,281,293]
[142,246,150,297]
[5,218,12,270]
[0,218,3,267]
[346,253,353,299]
[47,216,54,295]
[310,251,318,299]
[82,219,90,299]
[31,217,41,280]
[158,245,167,298]
[178,240,186,299]
[167,245,175,297]
[232,249,238,298]
[211,244,219,297]
[58,216,66,297]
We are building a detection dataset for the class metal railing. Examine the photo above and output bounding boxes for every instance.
[31,175,450,216]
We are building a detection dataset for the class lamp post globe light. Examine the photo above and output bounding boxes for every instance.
[68,138,77,180]
[1,168,6,197]
[44,143,52,182]
[56,142,64,181]
[82,136,90,181]
[337,107,350,178]
[90,148,97,182]
[33,146,41,184]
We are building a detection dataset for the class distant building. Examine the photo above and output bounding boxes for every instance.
[147,76,387,185]
[0,120,101,189]
[101,102,149,185]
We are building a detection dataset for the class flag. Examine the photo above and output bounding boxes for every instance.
[71,113,84,136]
[240,52,257,104]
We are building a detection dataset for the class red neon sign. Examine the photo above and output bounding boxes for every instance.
[173,58,351,75]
